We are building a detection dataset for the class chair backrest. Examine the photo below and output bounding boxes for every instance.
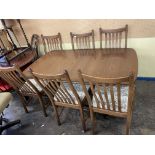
[41,33,63,53]
[29,69,82,106]
[31,34,40,59]
[31,34,40,51]
[0,65,38,95]
[70,30,95,50]
[78,70,135,115]
[99,25,128,49]
[0,29,13,50]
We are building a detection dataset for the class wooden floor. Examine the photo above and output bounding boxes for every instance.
[2,80,155,135]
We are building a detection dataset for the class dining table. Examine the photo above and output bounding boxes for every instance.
[23,48,138,82]
[23,48,138,81]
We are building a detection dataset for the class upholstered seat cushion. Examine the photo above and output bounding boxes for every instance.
[29,79,42,92]
[92,85,129,112]
[0,92,13,114]
[54,83,89,104]
[20,79,42,93]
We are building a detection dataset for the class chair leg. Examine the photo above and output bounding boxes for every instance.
[126,115,132,135]
[17,93,28,113]
[90,112,96,135]
[38,96,48,117]
[53,106,61,126]
[79,108,86,132]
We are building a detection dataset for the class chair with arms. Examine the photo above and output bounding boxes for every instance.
[70,30,95,50]
[78,70,135,134]
[0,65,48,117]
[29,69,86,132]
[41,33,63,54]
[99,25,128,49]
[0,92,20,134]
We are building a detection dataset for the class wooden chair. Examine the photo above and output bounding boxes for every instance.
[29,69,86,132]
[78,70,135,134]
[0,65,48,117]
[30,34,40,60]
[41,33,63,53]
[70,30,95,50]
[99,25,128,49]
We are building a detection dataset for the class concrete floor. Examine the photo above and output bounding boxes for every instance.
[1,80,155,135]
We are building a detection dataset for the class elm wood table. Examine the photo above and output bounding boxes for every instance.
[24,48,138,81]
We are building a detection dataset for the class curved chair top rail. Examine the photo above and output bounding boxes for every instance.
[99,25,128,49]
[70,30,95,50]
[41,33,63,53]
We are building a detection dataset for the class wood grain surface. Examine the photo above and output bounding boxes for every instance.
[24,48,138,81]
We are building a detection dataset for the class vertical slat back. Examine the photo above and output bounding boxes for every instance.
[0,70,25,89]
[70,30,95,50]
[119,32,122,48]
[102,84,110,110]
[89,81,100,108]
[78,70,134,114]
[0,66,38,94]
[99,25,128,49]
[96,83,105,109]
[117,83,122,112]
[109,33,111,48]
[116,32,118,48]
[112,33,114,47]
[41,33,63,53]
[109,84,115,111]
[30,70,82,106]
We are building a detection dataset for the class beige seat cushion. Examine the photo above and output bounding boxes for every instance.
[0,92,13,114]
[92,85,129,112]
[54,83,88,104]
[29,79,42,92]
[20,79,42,93]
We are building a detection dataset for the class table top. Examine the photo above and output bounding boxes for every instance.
[24,48,138,81]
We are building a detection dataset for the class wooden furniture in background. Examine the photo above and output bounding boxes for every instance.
[99,25,128,49]
[8,48,36,69]
[41,33,63,54]
[70,30,95,50]
[30,69,86,131]
[1,19,31,49]
[24,49,138,82]
[0,20,17,49]
[0,20,36,69]
[0,29,13,51]
[78,70,135,134]
[0,47,36,71]
[0,65,48,117]
[16,19,31,47]
[31,34,40,60]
